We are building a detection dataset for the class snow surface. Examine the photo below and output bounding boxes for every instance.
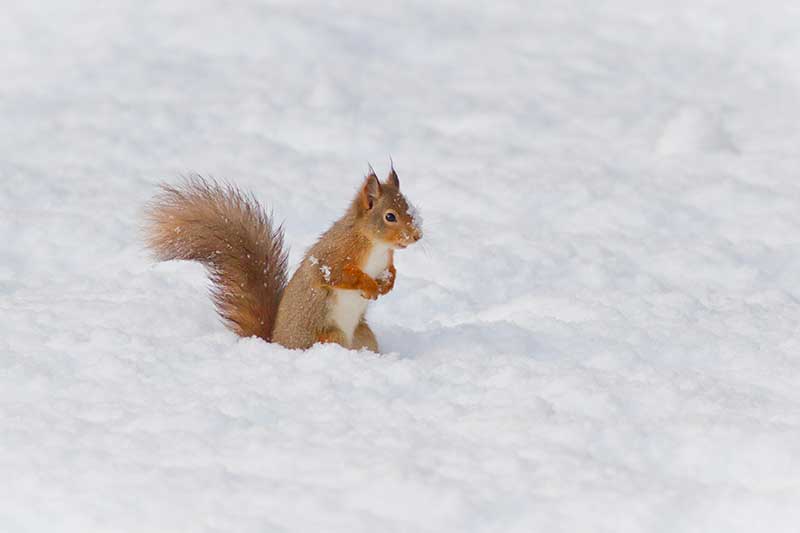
[3,1,800,532]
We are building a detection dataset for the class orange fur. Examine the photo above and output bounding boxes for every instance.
[326,263,380,299]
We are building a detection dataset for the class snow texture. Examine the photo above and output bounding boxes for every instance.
[3,1,800,532]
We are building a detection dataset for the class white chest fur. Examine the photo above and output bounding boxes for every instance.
[361,241,391,278]
[329,242,391,345]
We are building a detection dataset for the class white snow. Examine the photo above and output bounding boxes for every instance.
[377,268,394,283]
[407,201,424,231]
[656,107,738,155]
[319,264,331,282]
[3,1,800,532]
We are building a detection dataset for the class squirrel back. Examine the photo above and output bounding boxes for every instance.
[144,177,288,341]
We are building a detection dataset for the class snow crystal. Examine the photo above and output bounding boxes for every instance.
[319,264,331,282]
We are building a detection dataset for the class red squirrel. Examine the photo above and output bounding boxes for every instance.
[144,166,422,352]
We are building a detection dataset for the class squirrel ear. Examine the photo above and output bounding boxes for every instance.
[359,172,382,211]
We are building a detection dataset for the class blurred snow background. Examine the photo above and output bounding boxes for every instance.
[3,1,800,531]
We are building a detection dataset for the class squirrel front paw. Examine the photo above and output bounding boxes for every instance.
[360,278,379,300]
[376,266,396,295]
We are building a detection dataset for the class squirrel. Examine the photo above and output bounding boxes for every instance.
[144,166,422,352]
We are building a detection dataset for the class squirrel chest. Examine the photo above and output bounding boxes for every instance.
[329,242,391,343]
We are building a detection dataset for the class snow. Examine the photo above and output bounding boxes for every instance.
[319,264,331,282]
[407,200,424,231]
[3,1,800,532]
[378,268,394,283]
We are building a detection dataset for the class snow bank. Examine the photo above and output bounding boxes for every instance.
[2,1,800,532]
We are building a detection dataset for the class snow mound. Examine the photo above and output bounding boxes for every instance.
[656,107,738,155]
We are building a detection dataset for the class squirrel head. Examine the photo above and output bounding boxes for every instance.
[354,165,423,249]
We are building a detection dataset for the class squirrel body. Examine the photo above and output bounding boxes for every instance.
[145,168,421,352]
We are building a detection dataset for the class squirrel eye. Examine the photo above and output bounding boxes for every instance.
[385,212,397,223]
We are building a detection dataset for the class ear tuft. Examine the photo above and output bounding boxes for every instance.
[386,168,399,189]
[386,156,400,188]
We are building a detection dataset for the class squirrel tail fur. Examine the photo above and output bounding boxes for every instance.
[144,176,288,341]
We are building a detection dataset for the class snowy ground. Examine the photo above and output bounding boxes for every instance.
[3,1,800,531]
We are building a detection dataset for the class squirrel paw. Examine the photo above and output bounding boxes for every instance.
[360,278,379,300]
[376,267,396,296]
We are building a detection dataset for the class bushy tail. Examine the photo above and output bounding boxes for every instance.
[144,176,288,341]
